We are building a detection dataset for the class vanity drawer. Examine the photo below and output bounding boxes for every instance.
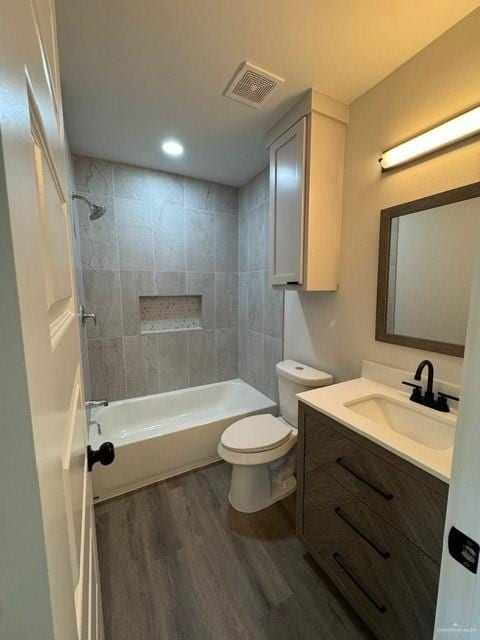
[302,467,439,640]
[302,408,448,563]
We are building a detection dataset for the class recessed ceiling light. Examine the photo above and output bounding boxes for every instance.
[162,139,184,157]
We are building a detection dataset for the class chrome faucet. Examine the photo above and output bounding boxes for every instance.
[80,304,97,327]
[86,399,109,408]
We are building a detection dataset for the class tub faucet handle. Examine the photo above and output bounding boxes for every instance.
[80,304,97,326]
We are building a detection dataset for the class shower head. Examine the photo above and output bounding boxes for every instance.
[72,194,106,220]
[89,203,107,220]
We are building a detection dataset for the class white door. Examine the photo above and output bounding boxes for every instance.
[269,116,306,285]
[0,1,104,639]
[435,245,480,638]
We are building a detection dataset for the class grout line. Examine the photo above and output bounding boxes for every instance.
[111,169,128,398]
[80,160,273,399]
[183,187,191,387]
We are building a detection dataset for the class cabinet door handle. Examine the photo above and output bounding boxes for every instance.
[334,507,390,559]
[333,552,387,614]
[336,457,394,501]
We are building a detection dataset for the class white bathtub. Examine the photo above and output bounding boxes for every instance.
[90,379,276,501]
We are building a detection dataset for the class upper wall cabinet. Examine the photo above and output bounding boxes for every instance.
[267,90,348,291]
[269,118,307,285]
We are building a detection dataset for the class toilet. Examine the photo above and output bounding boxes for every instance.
[218,360,333,513]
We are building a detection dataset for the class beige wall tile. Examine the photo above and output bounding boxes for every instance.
[216,328,238,380]
[83,269,122,339]
[188,330,216,386]
[124,335,159,398]
[116,197,154,270]
[153,205,186,271]
[187,272,214,330]
[120,270,156,336]
[215,213,238,273]
[76,157,283,402]
[113,162,152,201]
[185,209,215,272]
[78,194,117,269]
[73,155,113,196]
[215,272,238,328]
[150,171,184,206]
[157,333,189,392]
[88,338,126,401]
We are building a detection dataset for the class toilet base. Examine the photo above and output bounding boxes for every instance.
[228,463,296,513]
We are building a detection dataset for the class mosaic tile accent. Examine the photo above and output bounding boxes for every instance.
[140,295,202,334]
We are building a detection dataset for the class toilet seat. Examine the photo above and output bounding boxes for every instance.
[221,414,292,453]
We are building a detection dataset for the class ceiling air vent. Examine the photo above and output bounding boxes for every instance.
[224,62,284,109]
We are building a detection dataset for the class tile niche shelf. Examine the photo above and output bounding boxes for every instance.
[139,295,202,334]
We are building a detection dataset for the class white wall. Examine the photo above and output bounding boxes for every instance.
[285,9,480,385]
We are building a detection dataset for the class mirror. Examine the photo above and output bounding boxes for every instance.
[376,182,480,357]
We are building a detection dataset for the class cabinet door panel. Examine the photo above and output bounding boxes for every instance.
[269,117,306,285]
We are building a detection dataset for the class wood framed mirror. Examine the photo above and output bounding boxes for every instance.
[376,181,480,357]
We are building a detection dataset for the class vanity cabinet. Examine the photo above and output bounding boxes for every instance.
[297,403,448,640]
[267,89,348,291]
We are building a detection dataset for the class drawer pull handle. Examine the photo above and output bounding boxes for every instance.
[336,457,394,501]
[333,552,387,614]
[334,507,390,559]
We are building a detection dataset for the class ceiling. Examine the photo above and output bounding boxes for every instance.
[56,1,478,186]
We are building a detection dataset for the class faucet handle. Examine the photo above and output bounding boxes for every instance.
[436,391,460,413]
[438,392,460,402]
[80,304,97,326]
[402,381,423,401]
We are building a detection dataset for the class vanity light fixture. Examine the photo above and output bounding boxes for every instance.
[380,105,480,170]
[161,139,184,157]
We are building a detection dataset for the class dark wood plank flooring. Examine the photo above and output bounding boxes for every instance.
[95,462,375,640]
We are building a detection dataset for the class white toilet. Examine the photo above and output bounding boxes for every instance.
[218,360,333,513]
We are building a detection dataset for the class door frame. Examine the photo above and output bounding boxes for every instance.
[435,243,480,637]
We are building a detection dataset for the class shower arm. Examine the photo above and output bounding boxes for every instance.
[72,193,106,220]
[72,194,90,206]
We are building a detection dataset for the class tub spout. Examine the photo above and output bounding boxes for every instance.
[86,399,109,408]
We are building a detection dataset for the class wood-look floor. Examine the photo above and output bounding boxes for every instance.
[95,462,375,640]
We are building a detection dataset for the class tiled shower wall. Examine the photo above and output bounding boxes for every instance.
[67,152,92,399]
[238,169,284,403]
[73,155,239,400]
[72,157,284,403]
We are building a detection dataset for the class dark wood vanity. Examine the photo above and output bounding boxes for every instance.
[297,402,449,640]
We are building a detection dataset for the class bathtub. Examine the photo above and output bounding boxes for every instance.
[89,379,276,501]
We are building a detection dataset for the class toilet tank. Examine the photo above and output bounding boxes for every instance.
[276,360,333,427]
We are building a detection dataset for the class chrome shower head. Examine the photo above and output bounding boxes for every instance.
[72,194,106,220]
[89,203,106,220]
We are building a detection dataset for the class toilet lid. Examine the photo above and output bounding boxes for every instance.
[221,414,292,453]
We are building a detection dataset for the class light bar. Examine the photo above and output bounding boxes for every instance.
[380,105,480,170]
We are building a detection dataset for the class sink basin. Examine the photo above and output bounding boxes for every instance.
[344,394,455,451]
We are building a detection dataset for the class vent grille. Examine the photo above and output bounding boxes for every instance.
[224,62,284,109]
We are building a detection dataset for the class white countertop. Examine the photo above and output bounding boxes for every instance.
[297,377,455,483]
